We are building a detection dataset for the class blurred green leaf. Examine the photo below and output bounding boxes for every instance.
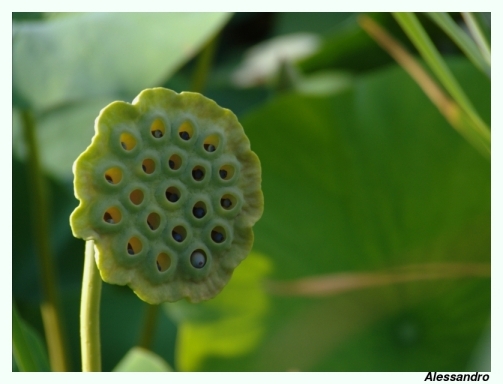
[298,13,406,74]
[13,303,51,372]
[466,324,490,371]
[164,252,272,371]
[294,71,353,96]
[274,13,355,36]
[194,58,490,371]
[13,13,231,110]
[113,347,173,372]
[13,97,118,180]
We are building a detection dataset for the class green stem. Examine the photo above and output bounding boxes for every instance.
[190,34,219,93]
[427,12,490,77]
[80,240,102,372]
[462,12,491,65]
[21,109,70,372]
[392,13,490,144]
[138,304,160,349]
[12,303,38,372]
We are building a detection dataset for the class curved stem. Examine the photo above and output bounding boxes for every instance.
[138,304,159,349]
[21,109,70,371]
[80,240,102,372]
[190,34,219,93]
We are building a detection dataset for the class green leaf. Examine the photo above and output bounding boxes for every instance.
[13,97,118,180]
[164,252,272,371]
[12,303,51,372]
[194,58,489,371]
[113,347,173,372]
[13,13,231,111]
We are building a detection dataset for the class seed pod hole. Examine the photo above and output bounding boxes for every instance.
[104,167,122,184]
[168,154,182,170]
[203,135,219,153]
[156,253,171,272]
[192,166,205,181]
[103,207,122,224]
[147,213,161,230]
[220,194,236,210]
[178,121,194,141]
[190,250,207,269]
[120,133,136,150]
[211,227,225,243]
[165,187,180,203]
[129,189,144,205]
[219,165,235,180]
[142,159,155,174]
[192,202,207,219]
[150,118,165,138]
[172,226,187,243]
[127,237,142,255]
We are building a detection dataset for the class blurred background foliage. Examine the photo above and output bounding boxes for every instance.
[12,12,490,372]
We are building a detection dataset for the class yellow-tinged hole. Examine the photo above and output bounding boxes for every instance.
[219,165,235,180]
[192,166,205,181]
[156,253,171,272]
[165,187,180,203]
[120,133,136,150]
[105,167,122,184]
[130,189,144,205]
[172,226,187,243]
[103,207,122,224]
[150,118,165,138]
[127,237,142,255]
[221,194,237,210]
[147,213,161,230]
[192,202,207,219]
[203,135,219,152]
[168,154,182,170]
[211,226,226,243]
[142,159,155,174]
[178,121,194,140]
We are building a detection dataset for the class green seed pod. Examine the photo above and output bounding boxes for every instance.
[70,88,263,303]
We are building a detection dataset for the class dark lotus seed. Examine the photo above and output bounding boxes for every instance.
[121,142,127,149]
[192,169,204,181]
[219,169,228,179]
[204,144,216,152]
[104,212,115,224]
[169,160,175,169]
[211,231,224,243]
[172,230,183,243]
[147,221,154,230]
[152,130,162,138]
[156,261,162,271]
[166,190,179,202]
[190,251,206,269]
[127,244,134,255]
[221,198,232,209]
[105,174,113,183]
[193,206,206,219]
[142,164,147,172]
[179,131,190,140]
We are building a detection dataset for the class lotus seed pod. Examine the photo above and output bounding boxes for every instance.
[70,88,263,304]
